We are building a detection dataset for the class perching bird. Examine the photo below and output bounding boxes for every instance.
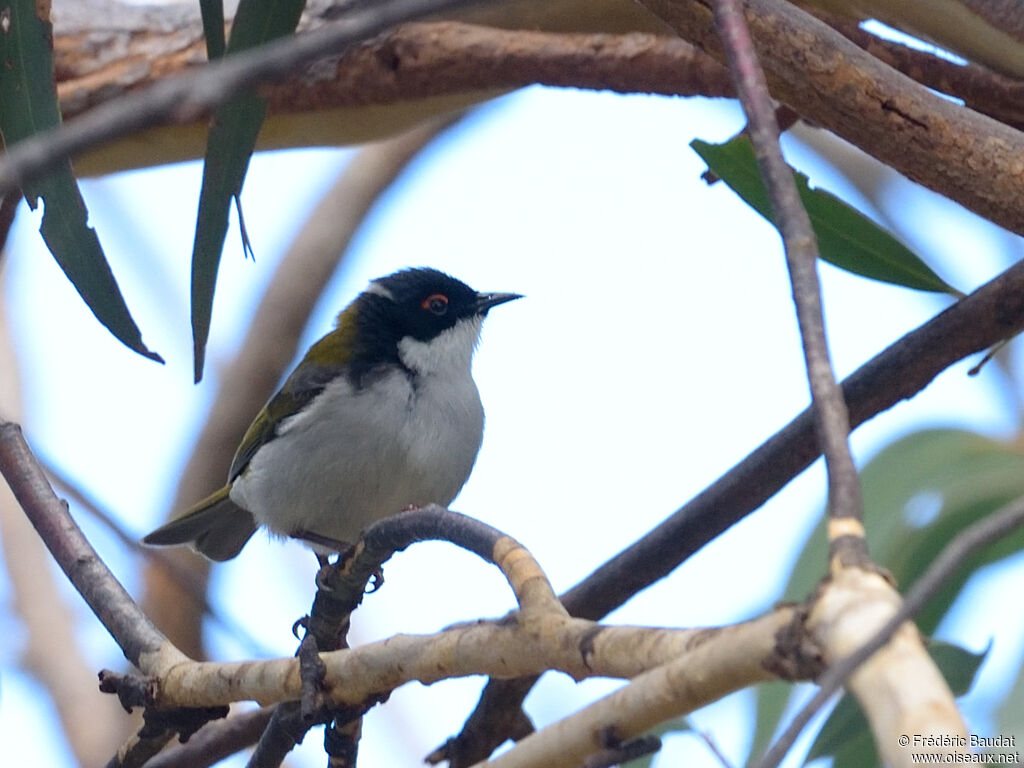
[143,267,521,561]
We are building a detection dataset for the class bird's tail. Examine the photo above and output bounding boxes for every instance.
[142,486,257,562]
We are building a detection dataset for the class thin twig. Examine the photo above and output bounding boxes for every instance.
[712,0,865,560]
[142,706,276,768]
[752,494,1024,768]
[0,419,170,666]
[40,457,273,658]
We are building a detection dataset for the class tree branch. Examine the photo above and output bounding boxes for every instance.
[759,494,1024,768]
[0,0,476,191]
[638,0,1024,238]
[0,420,179,670]
[1,0,1018,248]
[0,283,126,764]
[711,0,865,563]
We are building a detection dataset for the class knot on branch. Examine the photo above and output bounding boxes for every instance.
[98,669,158,712]
[764,605,824,682]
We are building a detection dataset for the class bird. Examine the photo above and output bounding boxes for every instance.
[143,267,521,561]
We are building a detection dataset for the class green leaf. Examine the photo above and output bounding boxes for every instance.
[691,136,961,297]
[190,0,306,382]
[997,648,1024,752]
[786,429,1024,634]
[199,0,227,59]
[0,1,162,363]
[803,640,986,768]
[749,680,795,764]
[928,639,989,697]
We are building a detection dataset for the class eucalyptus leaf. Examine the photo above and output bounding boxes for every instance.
[0,0,162,363]
[190,0,307,381]
[691,136,961,297]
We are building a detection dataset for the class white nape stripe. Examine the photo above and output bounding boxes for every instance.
[365,280,395,300]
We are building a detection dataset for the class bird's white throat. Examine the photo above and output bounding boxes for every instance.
[397,315,483,376]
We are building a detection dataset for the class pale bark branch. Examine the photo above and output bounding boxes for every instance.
[475,610,792,768]
[0,425,803,768]
[757,494,1024,768]
[147,608,794,713]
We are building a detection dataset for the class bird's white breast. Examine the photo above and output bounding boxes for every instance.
[230,319,486,546]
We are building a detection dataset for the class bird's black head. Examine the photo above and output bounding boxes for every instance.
[346,267,520,382]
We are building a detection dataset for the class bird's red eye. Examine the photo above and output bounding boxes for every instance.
[422,293,449,315]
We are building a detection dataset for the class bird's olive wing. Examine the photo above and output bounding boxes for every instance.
[228,322,354,480]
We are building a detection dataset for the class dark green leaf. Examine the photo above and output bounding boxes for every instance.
[804,693,877,768]
[0,0,162,362]
[691,136,961,297]
[749,680,795,764]
[804,640,986,768]
[928,639,988,697]
[190,0,306,382]
[199,0,226,59]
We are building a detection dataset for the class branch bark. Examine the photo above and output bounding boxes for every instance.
[14,0,1020,246]
[638,0,1024,237]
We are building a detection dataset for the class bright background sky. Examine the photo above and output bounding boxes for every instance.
[2,50,1024,768]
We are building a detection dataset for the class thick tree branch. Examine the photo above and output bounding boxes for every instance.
[638,0,1024,238]
[148,607,795,712]
[2,0,1017,245]
[0,0,476,192]
[817,11,1024,131]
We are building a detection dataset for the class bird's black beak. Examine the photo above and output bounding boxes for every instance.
[473,291,523,315]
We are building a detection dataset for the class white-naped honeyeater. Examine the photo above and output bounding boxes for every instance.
[143,267,521,561]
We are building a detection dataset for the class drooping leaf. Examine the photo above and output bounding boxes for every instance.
[190,0,306,382]
[0,0,162,362]
[751,429,1024,764]
[691,136,961,297]
[199,0,227,59]
[803,640,986,768]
